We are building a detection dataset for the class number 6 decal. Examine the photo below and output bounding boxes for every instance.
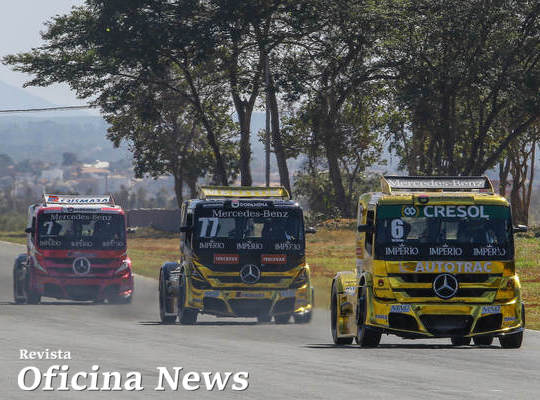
[391,219,404,239]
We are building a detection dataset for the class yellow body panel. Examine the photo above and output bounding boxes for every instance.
[333,177,524,341]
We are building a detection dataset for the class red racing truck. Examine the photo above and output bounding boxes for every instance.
[13,194,133,304]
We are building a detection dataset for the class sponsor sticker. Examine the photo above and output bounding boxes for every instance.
[204,291,220,298]
[235,292,266,298]
[214,254,240,264]
[504,316,517,322]
[390,304,411,313]
[344,286,356,295]
[261,254,287,264]
[279,289,296,298]
[481,305,501,315]
[399,261,493,273]
[375,314,388,320]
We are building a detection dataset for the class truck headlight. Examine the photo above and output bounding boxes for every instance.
[290,268,308,289]
[115,260,131,275]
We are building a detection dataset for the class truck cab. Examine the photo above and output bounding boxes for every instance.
[331,176,525,348]
[13,194,133,304]
[159,186,314,324]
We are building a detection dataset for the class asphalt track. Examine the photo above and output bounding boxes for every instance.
[1,241,539,399]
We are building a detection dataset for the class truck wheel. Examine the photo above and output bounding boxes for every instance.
[26,289,41,305]
[355,289,381,348]
[499,331,523,349]
[331,283,353,345]
[13,269,25,304]
[451,337,471,346]
[473,336,493,346]
[293,310,313,324]
[159,272,177,324]
[177,274,197,325]
[257,314,272,323]
[274,314,291,324]
[13,257,28,304]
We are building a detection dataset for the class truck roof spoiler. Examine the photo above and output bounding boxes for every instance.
[381,176,494,194]
[43,193,115,206]
[197,186,290,200]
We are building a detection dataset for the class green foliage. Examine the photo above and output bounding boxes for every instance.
[386,0,540,175]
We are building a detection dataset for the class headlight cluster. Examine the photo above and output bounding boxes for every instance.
[115,260,131,276]
[190,263,212,290]
[290,268,309,289]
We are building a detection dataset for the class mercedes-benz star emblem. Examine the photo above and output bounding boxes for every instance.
[240,264,261,284]
[432,273,459,299]
[72,257,91,275]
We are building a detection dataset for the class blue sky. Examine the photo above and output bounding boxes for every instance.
[0,0,87,107]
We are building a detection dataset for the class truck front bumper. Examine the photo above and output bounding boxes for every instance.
[31,273,134,301]
[367,296,524,338]
[186,282,313,318]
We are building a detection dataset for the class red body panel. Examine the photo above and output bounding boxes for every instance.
[26,205,133,301]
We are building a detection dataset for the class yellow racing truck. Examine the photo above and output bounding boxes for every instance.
[159,186,315,324]
[331,176,526,348]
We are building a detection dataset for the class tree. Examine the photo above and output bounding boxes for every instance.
[278,0,395,215]
[106,79,238,208]
[499,123,539,225]
[284,88,386,217]
[386,0,540,175]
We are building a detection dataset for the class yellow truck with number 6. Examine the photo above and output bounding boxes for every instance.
[331,176,526,348]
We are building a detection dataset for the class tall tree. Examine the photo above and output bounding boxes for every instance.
[387,0,540,175]
[278,0,395,215]
[106,80,238,208]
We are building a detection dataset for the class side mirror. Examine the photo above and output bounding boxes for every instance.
[513,225,528,233]
[357,224,373,233]
[305,227,317,234]
[25,227,34,234]
[179,225,193,233]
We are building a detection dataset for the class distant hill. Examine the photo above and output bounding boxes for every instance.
[0,116,130,163]
[0,80,56,109]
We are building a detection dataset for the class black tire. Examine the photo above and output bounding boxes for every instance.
[451,337,471,346]
[355,288,381,348]
[499,331,523,349]
[293,310,313,324]
[177,274,197,325]
[159,272,177,324]
[274,314,291,324]
[13,269,25,304]
[13,257,28,304]
[26,289,41,305]
[331,283,353,345]
[257,314,272,323]
[473,336,494,346]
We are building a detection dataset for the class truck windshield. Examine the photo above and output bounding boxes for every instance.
[37,213,126,250]
[194,207,304,251]
[375,204,513,260]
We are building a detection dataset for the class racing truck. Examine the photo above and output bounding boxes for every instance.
[331,176,526,348]
[13,194,133,304]
[159,186,315,324]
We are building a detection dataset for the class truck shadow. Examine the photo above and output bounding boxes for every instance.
[138,321,258,326]
[0,301,105,306]
[304,343,499,350]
